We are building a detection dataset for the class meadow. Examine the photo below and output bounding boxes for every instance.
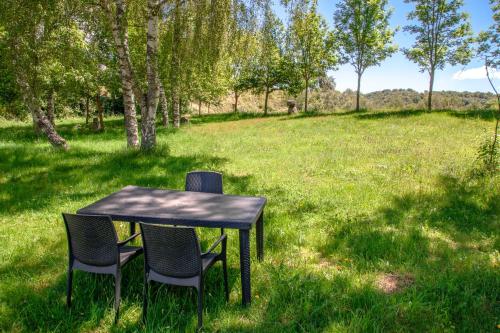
[0,109,498,332]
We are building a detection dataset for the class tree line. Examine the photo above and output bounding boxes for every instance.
[0,0,497,150]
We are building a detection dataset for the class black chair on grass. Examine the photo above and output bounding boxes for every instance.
[62,213,142,322]
[140,223,229,330]
[185,171,225,235]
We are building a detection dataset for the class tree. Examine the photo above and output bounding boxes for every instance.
[477,0,499,170]
[403,0,473,111]
[0,0,85,149]
[99,0,166,150]
[248,3,288,115]
[289,0,336,113]
[100,0,140,147]
[228,1,258,112]
[333,0,397,112]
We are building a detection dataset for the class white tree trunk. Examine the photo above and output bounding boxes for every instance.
[19,80,68,150]
[141,0,161,149]
[159,83,169,127]
[103,0,140,148]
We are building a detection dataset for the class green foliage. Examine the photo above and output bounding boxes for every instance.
[403,0,474,73]
[333,0,398,75]
[477,0,499,69]
[474,133,499,175]
[289,0,337,111]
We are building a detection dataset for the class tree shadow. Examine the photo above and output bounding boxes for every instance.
[354,108,497,121]
[0,143,257,215]
[446,109,497,121]
[189,112,287,125]
[310,172,499,331]
[0,118,131,143]
[354,109,429,120]
[276,109,368,122]
[0,129,261,331]
[0,234,241,332]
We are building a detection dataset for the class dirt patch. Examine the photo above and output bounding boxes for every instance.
[375,273,414,294]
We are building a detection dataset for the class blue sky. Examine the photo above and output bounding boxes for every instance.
[276,0,497,93]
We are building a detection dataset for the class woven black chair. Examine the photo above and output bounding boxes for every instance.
[140,223,229,330]
[62,213,142,322]
[185,171,225,235]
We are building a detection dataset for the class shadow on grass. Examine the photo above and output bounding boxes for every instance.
[311,172,499,331]
[0,235,240,332]
[0,142,254,215]
[0,118,134,143]
[189,112,287,125]
[276,109,368,122]
[447,109,498,121]
[354,108,497,121]
[0,139,254,331]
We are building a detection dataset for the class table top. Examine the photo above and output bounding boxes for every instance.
[77,185,267,229]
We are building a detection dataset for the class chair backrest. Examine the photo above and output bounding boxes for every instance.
[62,213,118,266]
[140,223,202,278]
[185,171,223,194]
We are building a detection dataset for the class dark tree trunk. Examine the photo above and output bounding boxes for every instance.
[304,76,309,113]
[46,90,55,126]
[198,100,202,116]
[85,96,90,125]
[95,94,105,131]
[264,86,270,115]
[427,70,435,111]
[356,72,362,112]
[234,90,239,112]
[159,83,169,127]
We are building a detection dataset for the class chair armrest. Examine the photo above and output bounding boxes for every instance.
[118,233,140,247]
[201,234,227,257]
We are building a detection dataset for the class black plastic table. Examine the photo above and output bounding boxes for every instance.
[77,185,266,306]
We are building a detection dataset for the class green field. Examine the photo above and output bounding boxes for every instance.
[0,110,498,332]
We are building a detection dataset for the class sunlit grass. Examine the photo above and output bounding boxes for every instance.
[0,110,498,332]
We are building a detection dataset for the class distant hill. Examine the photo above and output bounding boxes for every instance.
[192,88,496,115]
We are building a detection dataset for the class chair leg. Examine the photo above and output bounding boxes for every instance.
[197,280,203,330]
[66,268,73,307]
[222,258,229,302]
[114,271,121,323]
[142,279,148,323]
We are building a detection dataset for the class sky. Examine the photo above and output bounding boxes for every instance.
[276,0,497,93]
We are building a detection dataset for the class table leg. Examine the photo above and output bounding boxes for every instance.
[129,222,136,237]
[256,212,264,261]
[239,229,251,306]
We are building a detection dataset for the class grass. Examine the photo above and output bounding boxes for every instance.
[0,110,498,332]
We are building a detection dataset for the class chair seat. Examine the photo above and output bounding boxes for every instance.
[201,253,219,272]
[120,246,143,266]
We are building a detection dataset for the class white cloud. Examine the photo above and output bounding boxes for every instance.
[453,66,500,80]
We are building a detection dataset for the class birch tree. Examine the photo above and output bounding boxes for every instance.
[0,0,78,149]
